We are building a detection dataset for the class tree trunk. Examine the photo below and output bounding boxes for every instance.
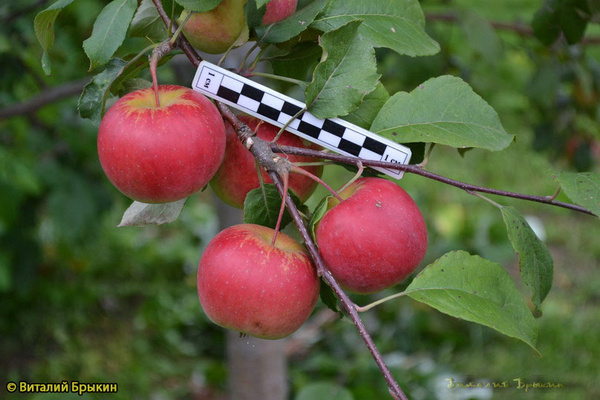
[215,199,288,400]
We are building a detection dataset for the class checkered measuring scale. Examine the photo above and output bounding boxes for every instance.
[192,61,412,179]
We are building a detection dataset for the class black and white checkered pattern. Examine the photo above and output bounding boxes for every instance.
[192,61,411,178]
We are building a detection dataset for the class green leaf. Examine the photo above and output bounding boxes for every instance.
[371,75,514,151]
[33,0,76,75]
[311,0,439,57]
[500,206,553,315]
[255,0,327,43]
[82,0,138,71]
[308,195,330,241]
[342,82,389,129]
[269,42,322,82]
[406,251,538,352]
[118,199,188,227]
[130,0,169,41]
[78,58,128,125]
[78,53,175,125]
[245,0,267,28]
[256,0,270,8]
[295,382,354,400]
[319,279,341,315]
[174,0,222,12]
[243,184,300,229]
[555,172,600,217]
[305,20,380,119]
[532,0,591,46]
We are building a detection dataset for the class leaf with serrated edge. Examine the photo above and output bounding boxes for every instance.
[243,184,300,229]
[501,206,553,314]
[255,0,327,43]
[343,82,389,129]
[82,0,138,71]
[371,75,514,151]
[174,0,222,12]
[34,0,76,74]
[555,172,600,217]
[78,58,128,125]
[311,0,439,56]
[406,251,538,353]
[118,199,187,227]
[130,0,168,41]
[305,20,380,120]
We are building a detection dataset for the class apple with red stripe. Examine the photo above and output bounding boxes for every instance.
[315,177,428,294]
[198,223,319,339]
[97,85,226,203]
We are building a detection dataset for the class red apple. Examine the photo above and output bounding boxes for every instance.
[98,85,226,203]
[210,115,323,208]
[262,0,297,25]
[198,224,320,339]
[315,177,428,294]
[179,0,248,54]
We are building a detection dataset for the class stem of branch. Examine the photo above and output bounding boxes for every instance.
[0,78,90,120]
[271,144,596,217]
[268,171,408,400]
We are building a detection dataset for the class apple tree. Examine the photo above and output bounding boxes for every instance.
[4,0,599,398]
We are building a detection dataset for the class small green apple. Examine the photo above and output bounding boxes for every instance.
[179,0,248,54]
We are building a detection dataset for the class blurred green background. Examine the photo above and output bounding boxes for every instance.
[1,0,599,399]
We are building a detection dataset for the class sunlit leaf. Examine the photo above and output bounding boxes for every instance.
[406,251,538,352]
[118,199,187,227]
[82,0,137,71]
[500,206,553,315]
[555,172,600,217]
[371,76,514,151]
[305,20,380,119]
[311,0,439,56]
[33,0,76,75]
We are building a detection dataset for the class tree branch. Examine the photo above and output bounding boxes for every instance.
[268,171,408,400]
[272,145,596,217]
[0,78,89,120]
[426,12,600,45]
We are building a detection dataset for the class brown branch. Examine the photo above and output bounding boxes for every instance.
[272,145,596,217]
[0,78,89,120]
[151,0,203,68]
[426,12,600,45]
[268,171,408,400]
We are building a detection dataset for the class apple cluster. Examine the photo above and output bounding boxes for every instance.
[96,0,428,340]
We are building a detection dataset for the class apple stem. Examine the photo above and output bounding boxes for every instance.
[338,160,364,194]
[271,171,290,247]
[417,143,436,168]
[355,292,408,313]
[269,107,305,143]
[148,40,174,108]
[290,164,343,202]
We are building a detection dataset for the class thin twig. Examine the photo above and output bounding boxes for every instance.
[272,144,596,216]
[426,12,600,46]
[0,78,90,120]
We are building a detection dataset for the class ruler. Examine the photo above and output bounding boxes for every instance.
[192,61,411,179]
